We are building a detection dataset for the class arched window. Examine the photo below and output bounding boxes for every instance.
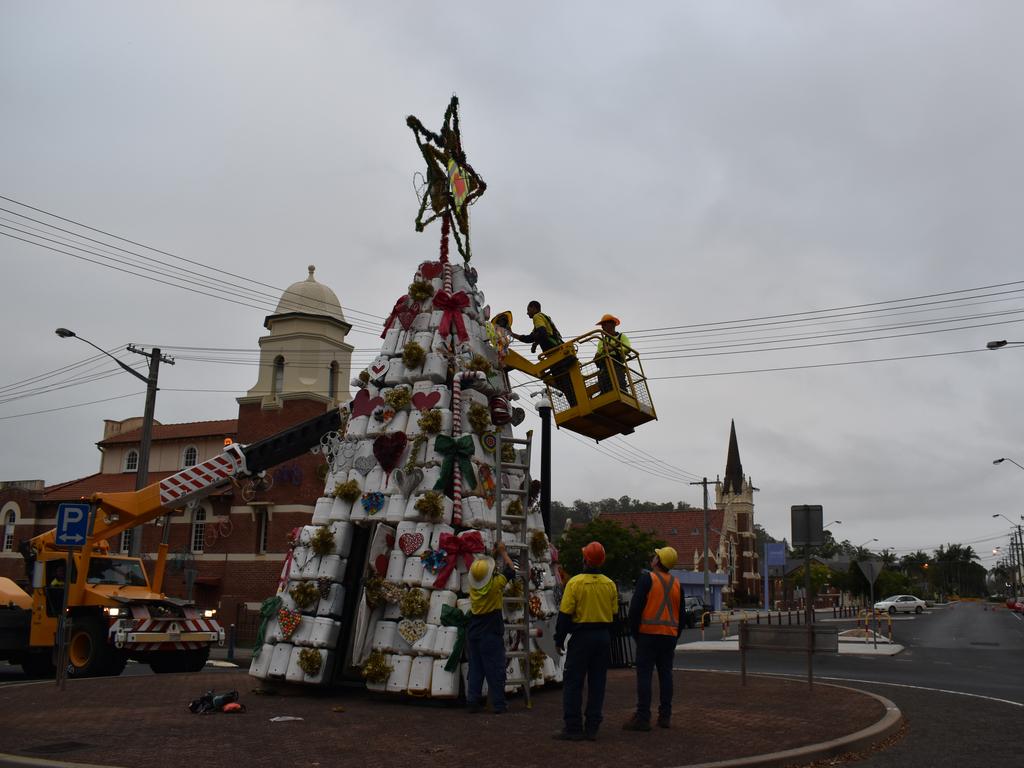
[272,356,285,396]
[182,445,198,468]
[191,507,206,553]
[2,509,16,552]
[328,361,338,400]
[124,449,139,473]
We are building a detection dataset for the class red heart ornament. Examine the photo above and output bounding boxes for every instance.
[369,356,390,380]
[411,391,441,412]
[419,261,443,280]
[374,554,388,577]
[397,301,421,331]
[399,532,424,556]
[373,432,408,476]
[351,388,384,418]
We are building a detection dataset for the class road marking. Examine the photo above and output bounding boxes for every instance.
[676,667,1023,708]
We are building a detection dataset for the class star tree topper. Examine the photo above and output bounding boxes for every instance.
[407,95,486,261]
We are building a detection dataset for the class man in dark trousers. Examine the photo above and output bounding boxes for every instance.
[553,541,619,741]
[513,300,577,407]
[466,542,516,714]
[623,546,683,731]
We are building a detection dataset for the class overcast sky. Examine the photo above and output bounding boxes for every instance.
[2,2,1023,568]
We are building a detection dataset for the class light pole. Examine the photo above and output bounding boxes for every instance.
[857,537,878,551]
[824,520,842,528]
[992,513,1024,597]
[993,457,1024,472]
[986,340,1024,349]
[55,328,174,555]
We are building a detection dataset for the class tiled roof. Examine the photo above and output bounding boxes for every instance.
[98,419,238,446]
[600,509,726,568]
[43,471,232,501]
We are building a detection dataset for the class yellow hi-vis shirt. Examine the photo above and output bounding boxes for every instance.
[470,574,508,615]
[559,573,618,623]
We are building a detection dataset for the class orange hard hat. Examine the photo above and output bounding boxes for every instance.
[581,541,606,567]
[596,314,620,326]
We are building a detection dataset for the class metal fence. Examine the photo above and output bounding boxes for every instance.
[609,600,635,668]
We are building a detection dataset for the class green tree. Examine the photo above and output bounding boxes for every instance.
[557,517,666,587]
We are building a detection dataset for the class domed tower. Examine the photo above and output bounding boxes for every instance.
[239,265,353,411]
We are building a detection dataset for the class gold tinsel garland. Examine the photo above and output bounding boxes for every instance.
[530,531,549,559]
[361,649,393,683]
[289,580,320,609]
[402,341,426,369]
[507,499,524,517]
[384,387,411,411]
[466,354,492,377]
[505,578,524,598]
[399,587,430,618]
[418,408,442,434]
[501,443,516,462]
[298,647,323,676]
[415,491,445,522]
[310,526,336,556]
[529,650,547,680]
[467,403,491,435]
[408,281,435,302]
[332,480,362,502]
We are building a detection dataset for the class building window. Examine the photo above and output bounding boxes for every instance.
[2,510,16,552]
[328,361,338,400]
[124,449,139,473]
[119,530,132,554]
[257,511,269,554]
[191,507,206,553]
[182,445,198,468]
[273,356,285,396]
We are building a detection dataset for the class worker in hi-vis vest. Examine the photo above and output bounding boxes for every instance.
[623,546,683,731]
[594,314,632,394]
[513,300,576,407]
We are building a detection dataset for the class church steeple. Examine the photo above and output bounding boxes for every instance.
[723,419,744,496]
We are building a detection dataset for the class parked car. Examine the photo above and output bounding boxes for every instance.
[874,594,926,614]
[684,597,708,628]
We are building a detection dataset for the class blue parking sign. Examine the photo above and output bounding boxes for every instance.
[56,502,91,548]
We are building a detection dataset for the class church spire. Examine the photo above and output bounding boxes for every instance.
[723,419,744,496]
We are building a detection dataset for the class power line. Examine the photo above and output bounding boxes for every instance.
[0,392,141,420]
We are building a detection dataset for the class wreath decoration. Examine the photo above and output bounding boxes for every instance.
[361,649,393,683]
[501,443,516,463]
[530,531,549,559]
[529,650,547,680]
[402,341,426,370]
[358,369,370,385]
[310,526,336,557]
[467,402,491,436]
[384,387,411,411]
[466,354,492,377]
[289,580,320,610]
[418,408,442,434]
[505,578,524,598]
[298,648,323,677]
[408,280,435,302]
[507,499,524,518]
[332,480,362,502]
[414,491,445,522]
[399,587,430,618]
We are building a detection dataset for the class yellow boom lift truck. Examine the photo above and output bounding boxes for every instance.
[0,408,343,677]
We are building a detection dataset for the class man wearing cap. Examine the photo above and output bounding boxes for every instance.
[466,541,516,714]
[512,301,577,408]
[553,541,619,741]
[594,314,632,395]
[623,547,683,731]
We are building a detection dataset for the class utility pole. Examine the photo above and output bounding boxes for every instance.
[690,477,711,608]
[126,344,175,556]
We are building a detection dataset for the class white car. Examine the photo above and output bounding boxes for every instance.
[874,595,926,614]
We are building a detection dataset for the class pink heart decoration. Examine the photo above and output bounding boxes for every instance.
[373,432,408,477]
[411,391,441,412]
[369,356,390,380]
[351,388,384,418]
[419,261,443,280]
[399,532,424,556]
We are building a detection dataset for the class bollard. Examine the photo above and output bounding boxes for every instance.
[227,623,236,663]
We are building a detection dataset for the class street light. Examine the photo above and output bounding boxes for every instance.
[857,538,879,550]
[993,457,1024,472]
[824,520,842,529]
[55,328,174,555]
[986,340,1024,349]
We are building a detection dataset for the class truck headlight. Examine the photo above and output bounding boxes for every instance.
[105,607,120,617]
[204,609,217,618]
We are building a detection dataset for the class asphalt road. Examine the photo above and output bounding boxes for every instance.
[676,602,1024,767]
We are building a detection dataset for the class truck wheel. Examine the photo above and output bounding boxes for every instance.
[21,650,56,678]
[150,647,209,674]
[67,616,118,677]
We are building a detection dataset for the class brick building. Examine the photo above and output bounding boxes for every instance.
[0,266,352,633]
[601,420,761,605]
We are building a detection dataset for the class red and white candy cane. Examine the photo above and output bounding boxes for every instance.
[450,372,464,525]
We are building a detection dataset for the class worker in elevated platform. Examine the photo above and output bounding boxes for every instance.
[595,314,632,395]
[513,301,576,407]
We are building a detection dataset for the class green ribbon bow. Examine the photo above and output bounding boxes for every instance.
[440,603,471,672]
[252,595,283,657]
[433,434,477,496]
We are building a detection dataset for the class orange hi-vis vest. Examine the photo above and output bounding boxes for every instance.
[640,570,681,636]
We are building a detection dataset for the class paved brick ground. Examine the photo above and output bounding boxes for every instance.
[0,669,885,768]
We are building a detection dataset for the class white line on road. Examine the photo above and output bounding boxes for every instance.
[676,667,1024,708]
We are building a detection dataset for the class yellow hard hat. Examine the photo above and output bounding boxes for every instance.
[468,556,496,588]
[655,546,678,570]
[596,314,621,326]
[492,310,513,328]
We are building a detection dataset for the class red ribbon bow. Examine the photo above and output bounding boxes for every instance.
[433,290,470,341]
[433,530,484,589]
[381,296,410,339]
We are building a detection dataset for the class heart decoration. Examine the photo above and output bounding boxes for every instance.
[278,608,302,640]
[361,491,386,516]
[385,533,395,549]
[351,389,385,419]
[411,391,441,412]
[394,467,424,498]
[373,432,408,481]
[399,532,424,556]
[419,261,443,280]
[397,301,421,331]
[369,356,390,381]
[398,618,428,645]
[353,455,376,476]
[317,576,332,599]
[374,554,389,577]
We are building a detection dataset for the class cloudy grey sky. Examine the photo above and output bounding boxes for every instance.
[3,2,1023,567]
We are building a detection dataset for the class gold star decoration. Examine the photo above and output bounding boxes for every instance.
[407,95,486,261]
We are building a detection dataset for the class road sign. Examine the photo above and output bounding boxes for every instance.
[56,502,91,549]
[791,505,824,547]
[858,559,882,584]
[765,542,786,566]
